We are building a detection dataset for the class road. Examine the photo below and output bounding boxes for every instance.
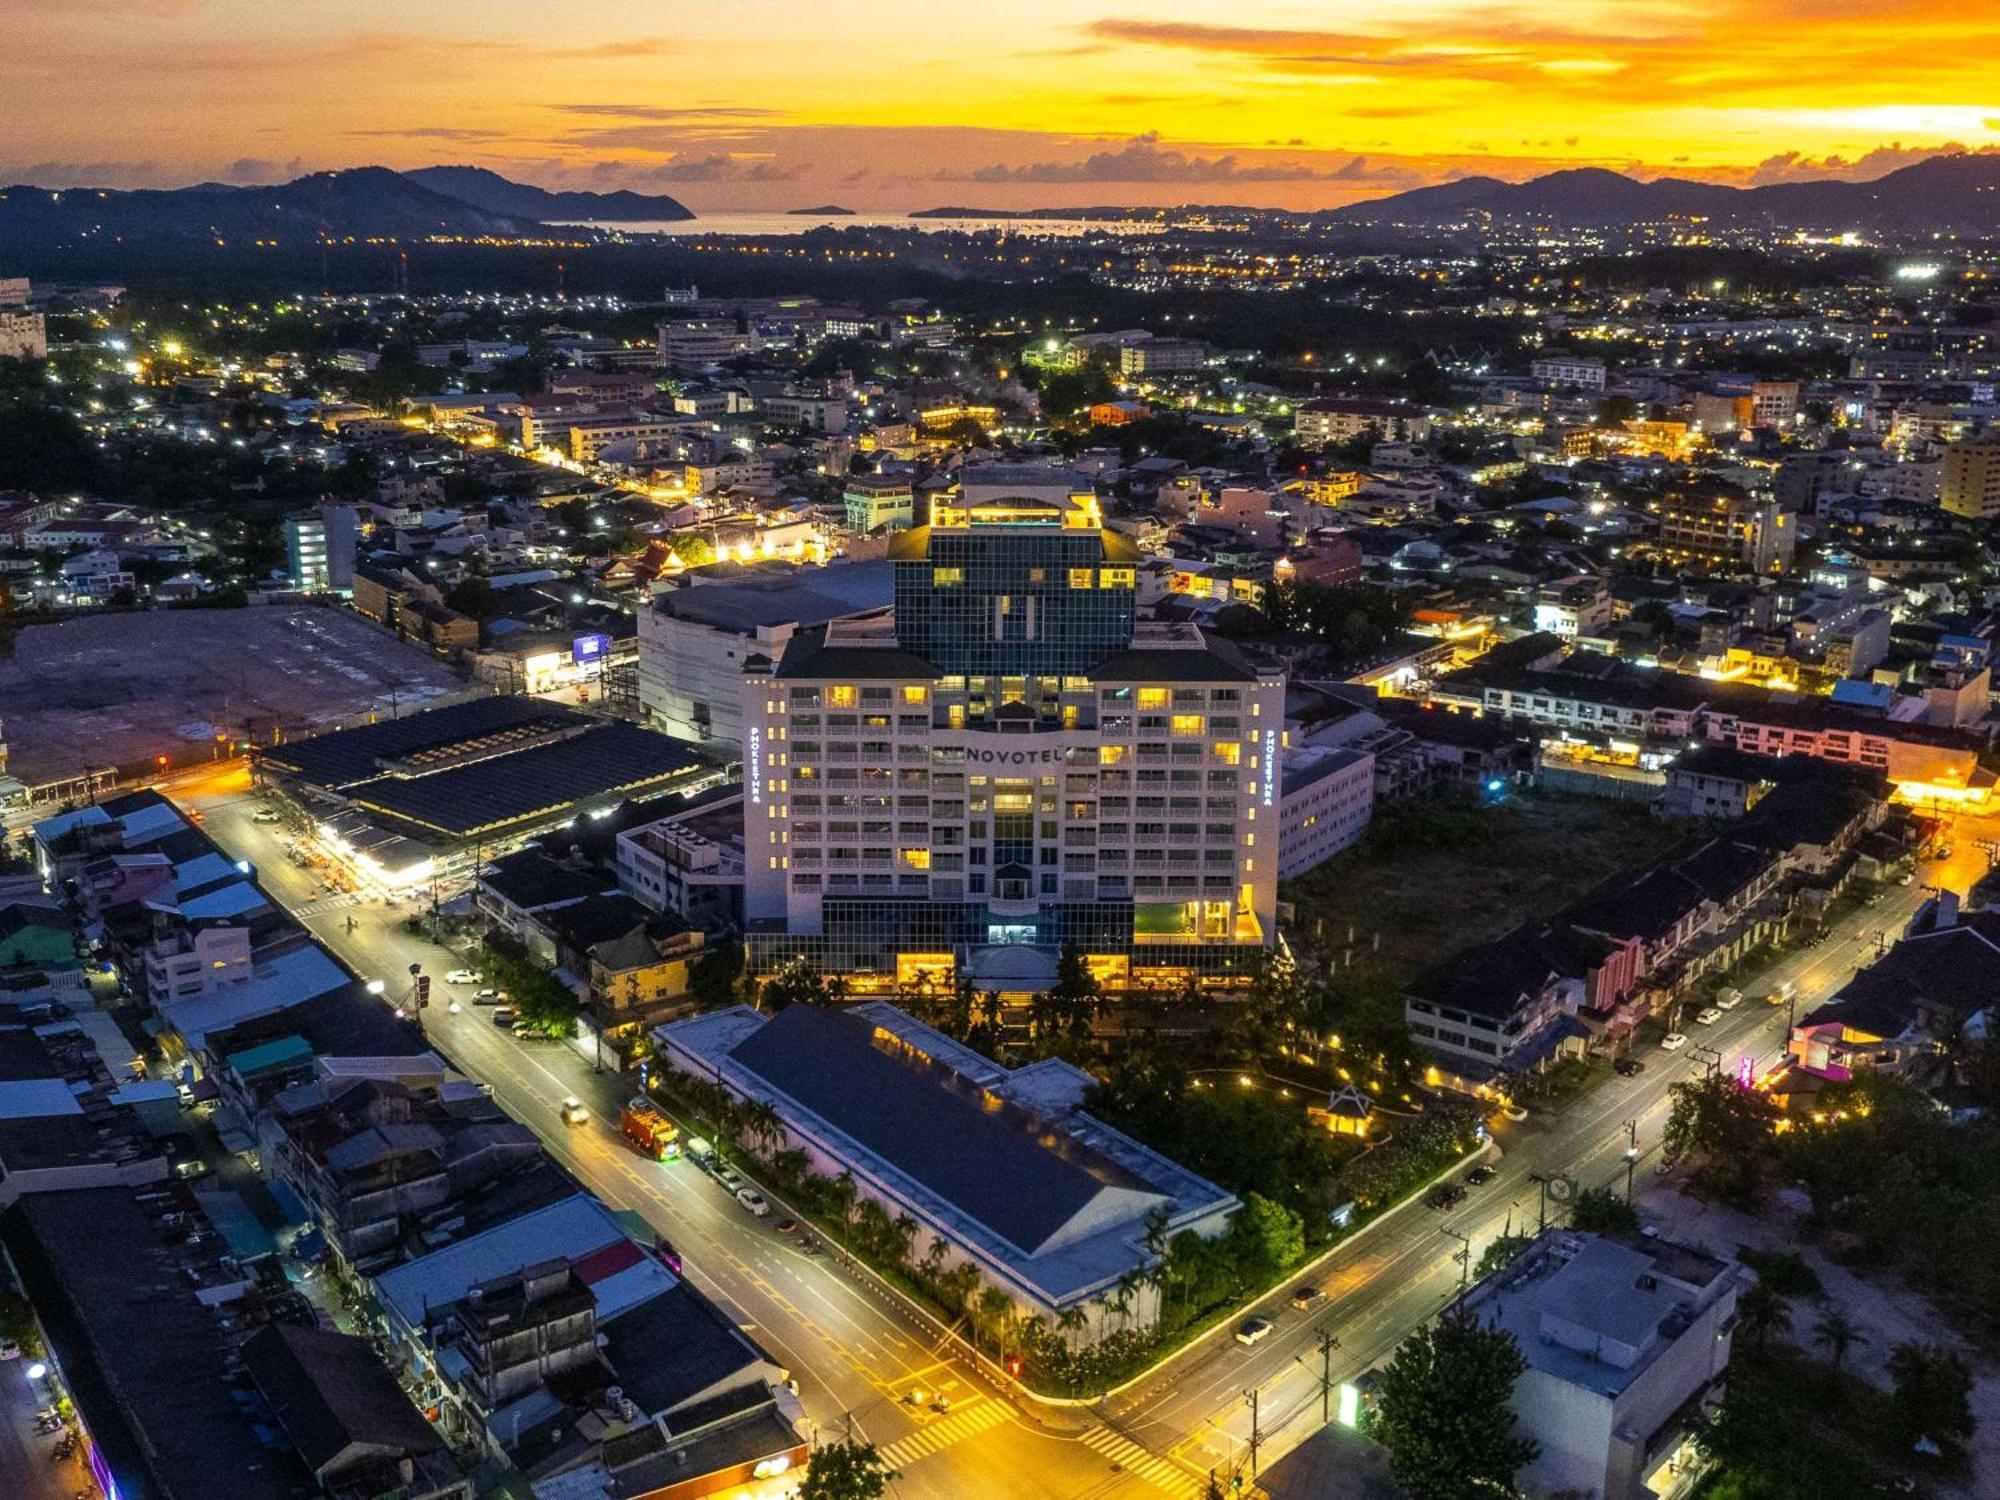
[173,761,1993,1496]
[171,766,1185,1500]
[1101,827,1996,1485]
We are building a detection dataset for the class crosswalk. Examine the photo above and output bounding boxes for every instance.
[875,1399,1008,1472]
[294,892,363,918]
[1078,1424,1207,1499]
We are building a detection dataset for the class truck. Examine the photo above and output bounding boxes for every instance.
[621,1099,681,1161]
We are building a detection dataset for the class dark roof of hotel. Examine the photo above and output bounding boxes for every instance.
[259,696,580,788]
[727,1005,1146,1258]
[346,723,707,837]
[1089,634,1260,684]
[772,625,938,681]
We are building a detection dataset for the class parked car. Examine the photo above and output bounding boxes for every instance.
[1235,1317,1275,1347]
[1464,1164,1497,1186]
[735,1187,770,1217]
[559,1097,589,1126]
[445,969,480,986]
[1716,988,1744,1011]
[1660,1031,1690,1051]
[490,1006,516,1027]
[472,988,502,1005]
[1426,1182,1466,1211]
[1289,1285,1323,1311]
[1694,1006,1724,1026]
[1614,1057,1646,1077]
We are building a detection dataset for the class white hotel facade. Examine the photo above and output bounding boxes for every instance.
[741,495,1284,996]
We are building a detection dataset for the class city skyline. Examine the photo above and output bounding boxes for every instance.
[8,0,2000,211]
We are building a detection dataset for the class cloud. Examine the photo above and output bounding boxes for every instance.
[645,153,806,183]
[944,133,1425,186]
[549,103,786,122]
[1745,140,2000,183]
[345,126,511,143]
[548,37,677,60]
[226,156,308,183]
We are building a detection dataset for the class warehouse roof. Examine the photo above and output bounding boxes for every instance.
[258,696,580,789]
[344,723,708,837]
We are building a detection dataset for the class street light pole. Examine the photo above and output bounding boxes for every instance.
[1243,1388,1261,1478]
[1623,1119,1639,1202]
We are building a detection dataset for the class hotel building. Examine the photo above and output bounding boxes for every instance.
[742,495,1284,995]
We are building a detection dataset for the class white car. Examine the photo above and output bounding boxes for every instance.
[1694,1006,1724,1026]
[251,809,282,824]
[1715,989,1744,1011]
[445,969,480,986]
[559,1097,589,1127]
[1235,1317,1275,1347]
[1660,1031,1690,1051]
[735,1186,771,1217]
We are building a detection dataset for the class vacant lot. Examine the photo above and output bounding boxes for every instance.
[0,605,464,786]
[1283,789,1689,981]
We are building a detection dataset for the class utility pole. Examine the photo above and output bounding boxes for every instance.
[1317,1326,1341,1424]
[1242,1388,1260,1478]
[1442,1227,1472,1306]
[1623,1119,1639,1202]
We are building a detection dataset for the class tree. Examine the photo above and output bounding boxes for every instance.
[1662,1073,1775,1209]
[798,1438,894,1500]
[1811,1308,1866,1371]
[443,576,498,620]
[688,940,743,1005]
[1568,1186,1639,1235]
[760,958,833,1012]
[1735,1282,1791,1350]
[1887,1342,1974,1451]
[1230,1192,1306,1280]
[1373,1308,1539,1500]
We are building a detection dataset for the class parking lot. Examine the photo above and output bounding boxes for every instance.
[0,605,465,788]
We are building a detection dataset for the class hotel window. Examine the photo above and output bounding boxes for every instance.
[935,567,965,586]
[1171,714,1205,737]
[1137,687,1169,710]
[1099,745,1127,766]
[1213,741,1241,766]
[1069,568,1094,589]
[900,848,932,870]
[902,685,927,705]
[1100,567,1135,588]
[828,685,857,708]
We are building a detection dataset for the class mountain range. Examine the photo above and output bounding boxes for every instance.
[0,166,693,252]
[1327,154,2000,232]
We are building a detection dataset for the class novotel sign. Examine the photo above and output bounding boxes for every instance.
[935,732,1069,768]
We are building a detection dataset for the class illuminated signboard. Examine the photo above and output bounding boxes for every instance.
[572,632,612,664]
[748,727,762,805]
[1262,730,1277,807]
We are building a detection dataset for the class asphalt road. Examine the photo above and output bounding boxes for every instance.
[174,762,1991,1496]
[173,767,1184,1500]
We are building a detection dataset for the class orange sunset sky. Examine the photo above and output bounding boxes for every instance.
[5,0,1998,212]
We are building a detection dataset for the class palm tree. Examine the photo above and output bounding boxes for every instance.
[887,1214,920,1272]
[1736,1282,1791,1348]
[741,1099,785,1160]
[974,1285,1015,1360]
[824,1172,859,1244]
[1814,1308,1868,1371]
[1054,1305,1090,1349]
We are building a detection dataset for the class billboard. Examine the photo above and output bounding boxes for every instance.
[572,632,612,664]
